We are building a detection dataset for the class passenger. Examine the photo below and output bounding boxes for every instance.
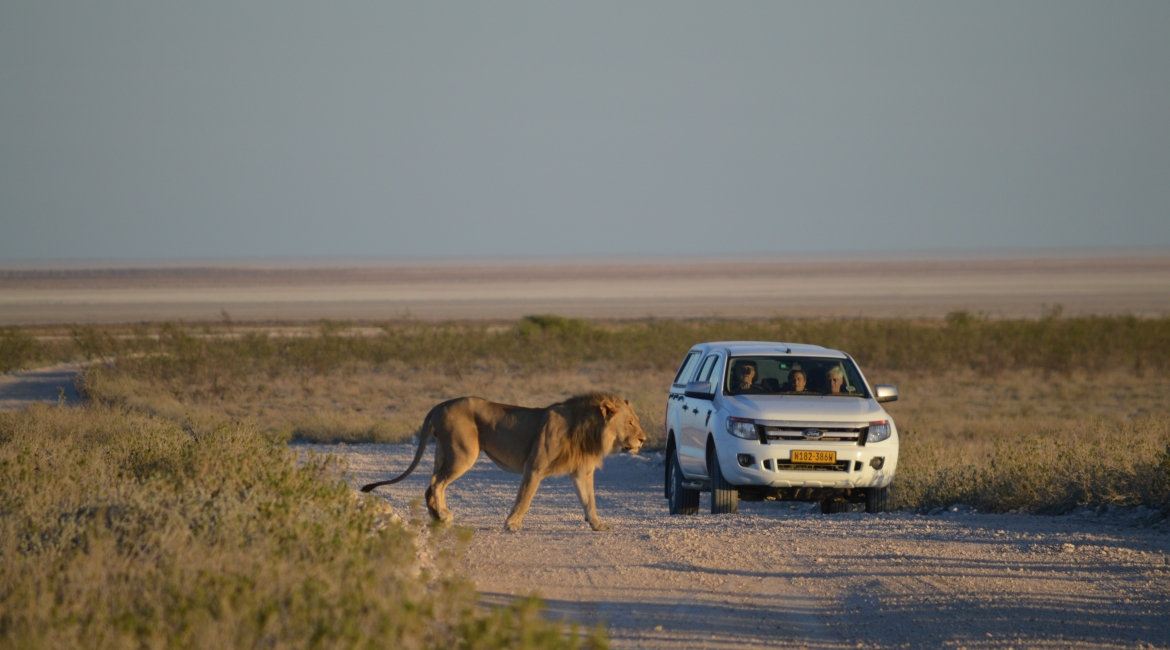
[826,367,846,394]
[786,369,807,393]
[729,360,764,394]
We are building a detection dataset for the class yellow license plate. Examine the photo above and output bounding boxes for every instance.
[791,450,836,464]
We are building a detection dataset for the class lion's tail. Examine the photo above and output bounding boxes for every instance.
[360,411,436,493]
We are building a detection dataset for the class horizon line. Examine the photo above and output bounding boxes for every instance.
[2,245,1168,271]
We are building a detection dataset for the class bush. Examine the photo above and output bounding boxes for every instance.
[70,325,120,360]
[0,327,43,372]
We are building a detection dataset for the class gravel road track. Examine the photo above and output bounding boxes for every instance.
[0,362,82,409]
[321,443,1170,649]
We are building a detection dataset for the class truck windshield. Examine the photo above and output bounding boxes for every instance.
[723,356,869,397]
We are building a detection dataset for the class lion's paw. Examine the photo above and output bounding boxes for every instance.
[504,520,522,532]
[590,522,612,532]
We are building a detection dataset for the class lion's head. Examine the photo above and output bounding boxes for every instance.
[564,392,646,456]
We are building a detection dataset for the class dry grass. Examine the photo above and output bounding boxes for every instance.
[0,404,605,649]
[13,314,1165,514]
[82,350,1170,515]
[880,369,1170,512]
[8,312,1170,375]
[81,359,674,447]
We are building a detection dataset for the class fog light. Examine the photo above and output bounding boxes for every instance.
[869,456,885,470]
[737,454,755,468]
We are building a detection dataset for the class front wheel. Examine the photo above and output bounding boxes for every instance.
[865,485,892,513]
[667,449,699,515]
[708,449,739,515]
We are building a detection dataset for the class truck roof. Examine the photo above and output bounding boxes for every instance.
[690,341,848,358]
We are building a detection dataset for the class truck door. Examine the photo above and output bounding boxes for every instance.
[666,350,701,446]
[679,352,724,477]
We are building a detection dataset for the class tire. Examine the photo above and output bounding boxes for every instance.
[708,448,739,515]
[820,499,850,514]
[664,442,672,500]
[865,485,892,513]
[667,449,700,515]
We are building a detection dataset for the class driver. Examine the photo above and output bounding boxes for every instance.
[729,360,765,394]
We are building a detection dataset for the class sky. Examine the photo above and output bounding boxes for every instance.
[1,2,1168,262]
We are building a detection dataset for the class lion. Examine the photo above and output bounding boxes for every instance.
[360,392,646,532]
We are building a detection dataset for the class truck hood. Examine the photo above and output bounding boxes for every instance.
[719,394,887,423]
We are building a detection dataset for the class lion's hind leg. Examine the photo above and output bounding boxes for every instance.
[426,432,479,524]
[424,444,446,522]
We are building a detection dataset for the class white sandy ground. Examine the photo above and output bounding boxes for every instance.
[325,443,1170,650]
[4,255,1170,323]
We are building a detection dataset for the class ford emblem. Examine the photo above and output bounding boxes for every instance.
[801,428,824,438]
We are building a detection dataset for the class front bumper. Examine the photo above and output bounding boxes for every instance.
[718,437,899,490]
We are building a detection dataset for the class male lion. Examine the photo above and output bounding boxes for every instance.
[360,392,645,532]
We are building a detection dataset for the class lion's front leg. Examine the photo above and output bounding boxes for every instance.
[504,469,545,532]
[570,467,609,532]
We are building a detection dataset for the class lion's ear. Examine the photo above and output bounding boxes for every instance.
[599,399,621,420]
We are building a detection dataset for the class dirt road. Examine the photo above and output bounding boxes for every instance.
[332,443,1170,649]
[0,362,83,410]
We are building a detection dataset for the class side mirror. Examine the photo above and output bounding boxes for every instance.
[874,384,898,403]
[684,381,715,400]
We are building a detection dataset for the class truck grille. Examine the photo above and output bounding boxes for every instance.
[759,421,869,444]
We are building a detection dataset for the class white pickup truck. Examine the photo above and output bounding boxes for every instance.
[664,341,899,515]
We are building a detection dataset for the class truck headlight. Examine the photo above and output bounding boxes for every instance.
[726,417,757,440]
[868,420,891,443]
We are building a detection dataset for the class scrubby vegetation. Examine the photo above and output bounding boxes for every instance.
[0,405,604,649]
[882,368,1170,513]
[5,313,1170,516]
[896,412,1170,514]
[0,326,43,373]
[5,312,1170,376]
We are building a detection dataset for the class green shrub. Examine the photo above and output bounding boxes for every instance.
[71,325,120,360]
[0,326,43,372]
